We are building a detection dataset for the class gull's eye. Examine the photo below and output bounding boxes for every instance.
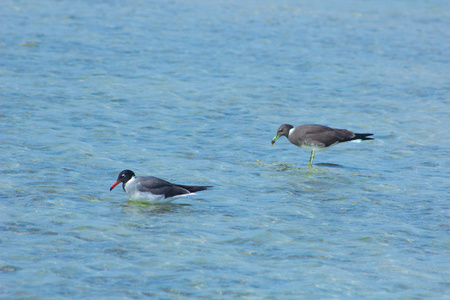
[278,129,282,132]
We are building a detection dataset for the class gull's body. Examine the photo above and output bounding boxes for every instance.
[272,124,374,167]
[110,170,211,203]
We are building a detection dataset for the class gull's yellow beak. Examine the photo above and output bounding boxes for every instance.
[271,135,280,145]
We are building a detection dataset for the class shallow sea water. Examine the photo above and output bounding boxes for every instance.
[1,0,449,298]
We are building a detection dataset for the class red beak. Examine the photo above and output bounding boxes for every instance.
[110,180,121,191]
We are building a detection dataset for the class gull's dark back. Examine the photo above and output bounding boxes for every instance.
[136,176,211,198]
[289,124,373,147]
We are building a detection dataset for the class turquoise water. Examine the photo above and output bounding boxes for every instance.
[1,0,449,298]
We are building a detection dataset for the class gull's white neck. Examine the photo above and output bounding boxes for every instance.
[124,176,136,191]
[289,127,295,137]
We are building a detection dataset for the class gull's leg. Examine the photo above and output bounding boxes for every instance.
[308,150,315,168]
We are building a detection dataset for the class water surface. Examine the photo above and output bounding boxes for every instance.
[1,0,449,298]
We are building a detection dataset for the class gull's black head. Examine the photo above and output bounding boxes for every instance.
[272,124,294,145]
[110,170,135,191]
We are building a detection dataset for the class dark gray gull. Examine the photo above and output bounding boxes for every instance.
[110,170,211,203]
[271,124,374,167]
